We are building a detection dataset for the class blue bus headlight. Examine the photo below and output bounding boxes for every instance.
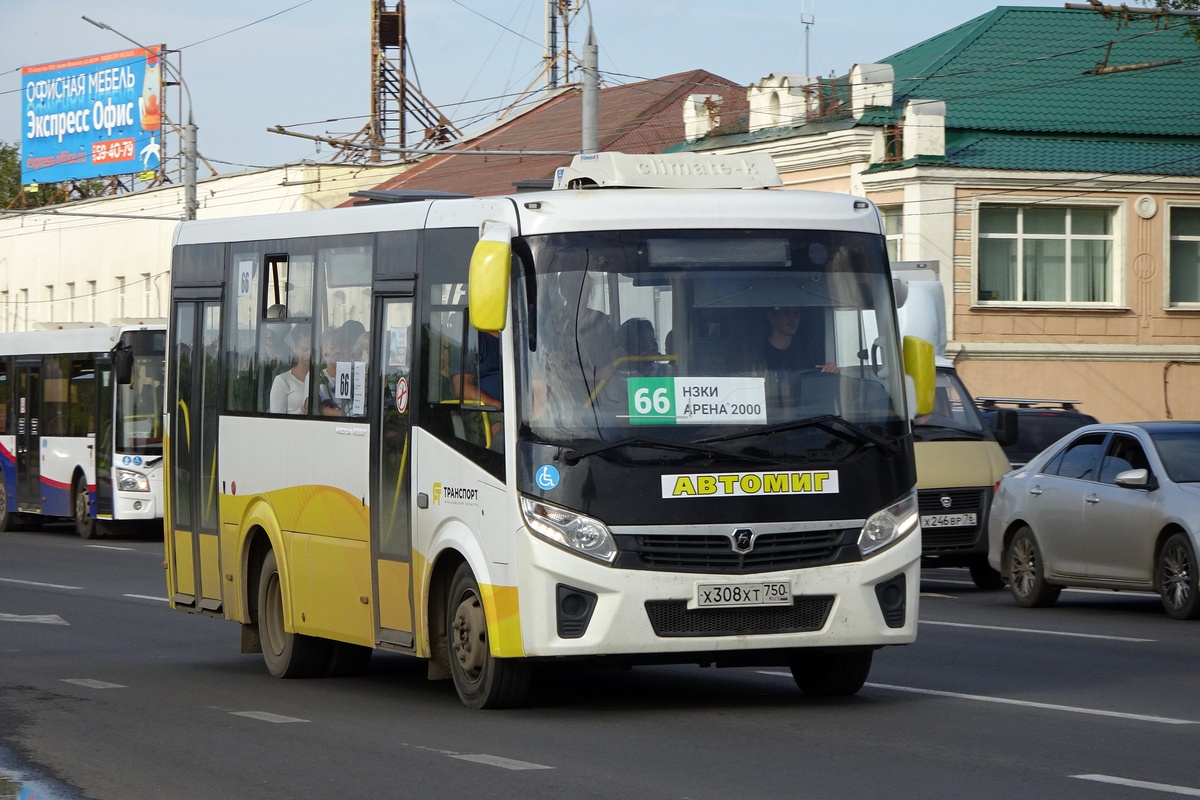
[116,469,151,493]
[858,490,919,557]
[520,496,617,564]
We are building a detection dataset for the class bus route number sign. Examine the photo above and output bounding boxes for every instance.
[628,377,766,425]
[695,581,792,608]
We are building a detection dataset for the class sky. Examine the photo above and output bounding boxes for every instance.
[1,0,1077,176]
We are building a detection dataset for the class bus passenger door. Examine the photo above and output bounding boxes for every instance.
[94,364,114,518]
[373,294,415,646]
[167,300,224,612]
[15,363,41,514]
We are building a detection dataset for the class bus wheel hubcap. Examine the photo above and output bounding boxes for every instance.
[451,593,487,679]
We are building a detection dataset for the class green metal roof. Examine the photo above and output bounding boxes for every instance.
[885,6,1200,137]
[865,132,1200,175]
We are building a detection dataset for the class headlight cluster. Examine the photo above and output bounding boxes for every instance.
[858,489,919,557]
[116,469,151,493]
[520,496,617,564]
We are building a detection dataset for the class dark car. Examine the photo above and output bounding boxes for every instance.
[976,397,1099,468]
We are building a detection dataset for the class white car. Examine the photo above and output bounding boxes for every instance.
[987,421,1200,619]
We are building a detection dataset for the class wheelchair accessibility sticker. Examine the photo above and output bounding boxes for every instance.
[535,465,560,491]
[121,455,144,467]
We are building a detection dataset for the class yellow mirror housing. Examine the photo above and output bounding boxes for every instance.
[903,335,936,417]
[468,222,512,332]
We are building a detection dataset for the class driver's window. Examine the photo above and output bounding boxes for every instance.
[1099,434,1149,484]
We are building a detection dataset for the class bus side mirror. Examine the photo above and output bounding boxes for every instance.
[113,344,134,385]
[468,221,513,332]
[902,335,935,417]
[990,408,1018,447]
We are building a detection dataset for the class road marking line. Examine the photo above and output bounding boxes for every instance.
[449,754,553,771]
[1073,775,1200,796]
[85,545,135,551]
[757,673,1197,725]
[0,578,82,590]
[0,613,68,625]
[231,711,309,723]
[123,594,169,602]
[62,679,126,689]
[920,620,1155,642]
[866,683,1197,725]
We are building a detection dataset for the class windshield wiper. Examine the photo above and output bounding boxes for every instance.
[697,414,901,456]
[560,437,774,466]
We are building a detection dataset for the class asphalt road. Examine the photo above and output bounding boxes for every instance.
[2,526,1198,800]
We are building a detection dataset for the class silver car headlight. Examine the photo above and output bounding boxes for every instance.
[116,468,151,493]
[520,496,617,564]
[858,489,919,557]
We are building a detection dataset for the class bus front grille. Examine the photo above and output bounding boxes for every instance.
[644,597,834,637]
[614,529,858,574]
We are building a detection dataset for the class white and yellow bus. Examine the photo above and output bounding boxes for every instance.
[164,152,933,708]
[0,323,166,538]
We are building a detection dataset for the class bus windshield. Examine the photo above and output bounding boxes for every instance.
[115,328,167,456]
[515,229,908,455]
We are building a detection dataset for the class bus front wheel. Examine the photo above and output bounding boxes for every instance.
[257,550,329,678]
[789,649,873,697]
[446,562,530,709]
[73,476,96,539]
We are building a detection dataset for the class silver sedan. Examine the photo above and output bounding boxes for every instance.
[987,421,1200,619]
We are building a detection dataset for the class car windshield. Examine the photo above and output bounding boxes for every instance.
[1150,430,1200,483]
[513,229,909,460]
[913,369,988,440]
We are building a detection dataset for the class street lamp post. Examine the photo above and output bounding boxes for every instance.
[83,15,198,220]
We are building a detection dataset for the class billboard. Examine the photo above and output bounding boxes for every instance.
[21,46,164,184]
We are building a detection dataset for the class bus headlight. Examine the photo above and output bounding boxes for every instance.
[858,490,919,557]
[116,469,151,493]
[520,496,617,564]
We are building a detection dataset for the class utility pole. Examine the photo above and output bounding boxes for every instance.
[581,22,598,153]
[801,11,815,77]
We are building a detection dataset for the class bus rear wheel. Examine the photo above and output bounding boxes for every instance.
[446,563,530,709]
[789,649,873,697]
[0,481,13,533]
[257,550,329,678]
[73,476,96,539]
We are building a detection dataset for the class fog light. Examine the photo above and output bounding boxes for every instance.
[874,574,906,628]
[133,500,143,511]
[556,584,598,639]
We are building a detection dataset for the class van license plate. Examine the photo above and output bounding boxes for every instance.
[920,513,977,528]
[695,582,791,608]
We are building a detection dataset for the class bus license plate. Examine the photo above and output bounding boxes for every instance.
[696,581,791,608]
[920,513,977,529]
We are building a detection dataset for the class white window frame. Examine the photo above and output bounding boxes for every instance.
[880,205,903,263]
[973,198,1123,308]
[1165,201,1200,309]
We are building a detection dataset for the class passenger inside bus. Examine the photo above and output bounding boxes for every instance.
[451,330,503,450]
[269,323,311,414]
[317,328,347,416]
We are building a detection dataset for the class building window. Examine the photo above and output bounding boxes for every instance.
[881,206,902,262]
[977,205,1114,304]
[117,276,126,319]
[67,283,76,322]
[45,285,54,323]
[142,272,152,317]
[1169,207,1200,305]
[87,280,97,322]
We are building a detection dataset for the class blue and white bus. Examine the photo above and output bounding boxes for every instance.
[0,323,166,537]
